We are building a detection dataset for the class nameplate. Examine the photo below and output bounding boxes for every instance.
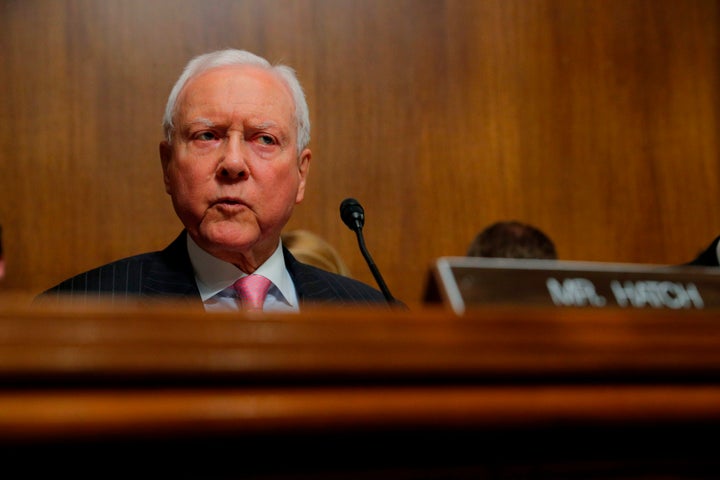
[424,257,720,314]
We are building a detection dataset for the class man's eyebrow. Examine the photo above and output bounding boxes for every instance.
[252,121,279,130]
[183,117,216,129]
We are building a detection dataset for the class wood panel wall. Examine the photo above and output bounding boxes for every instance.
[1,0,718,307]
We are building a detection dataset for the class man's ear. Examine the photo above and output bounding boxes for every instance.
[159,141,173,194]
[295,148,312,204]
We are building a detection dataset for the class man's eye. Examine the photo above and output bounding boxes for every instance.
[195,131,218,141]
[257,134,276,145]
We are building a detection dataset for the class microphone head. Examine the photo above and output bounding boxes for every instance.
[340,198,365,231]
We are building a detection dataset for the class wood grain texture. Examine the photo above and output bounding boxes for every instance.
[1,301,720,477]
[1,0,718,306]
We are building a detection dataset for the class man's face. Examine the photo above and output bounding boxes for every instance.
[160,65,311,270]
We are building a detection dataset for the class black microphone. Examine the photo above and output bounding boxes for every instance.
[340,198,399,305]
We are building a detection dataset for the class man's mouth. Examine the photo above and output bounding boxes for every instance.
[212,197,247,209]
[214,197,243,205]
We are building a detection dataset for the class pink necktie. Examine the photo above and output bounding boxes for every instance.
[232,274,272,311]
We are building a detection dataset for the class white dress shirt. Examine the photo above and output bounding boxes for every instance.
[186,235,299,312]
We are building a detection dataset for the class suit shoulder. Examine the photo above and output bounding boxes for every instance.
[38,251,163,297]
[291,262,392,304]
[687,235,720,267]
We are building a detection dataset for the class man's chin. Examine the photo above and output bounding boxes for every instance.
[194,222,260,252]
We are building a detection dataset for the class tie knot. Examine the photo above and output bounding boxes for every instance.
[232,274,272,311]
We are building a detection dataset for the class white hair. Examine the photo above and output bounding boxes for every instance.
[161,49,310,155]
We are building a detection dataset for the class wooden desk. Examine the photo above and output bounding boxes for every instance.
[1,297,720,478]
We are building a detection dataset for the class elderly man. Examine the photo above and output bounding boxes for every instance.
[39,49,389,311]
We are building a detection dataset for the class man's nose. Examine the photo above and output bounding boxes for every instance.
[217,136,249,180]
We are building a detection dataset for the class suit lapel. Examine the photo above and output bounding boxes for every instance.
[283,246,336,302]
[142,231,202,301]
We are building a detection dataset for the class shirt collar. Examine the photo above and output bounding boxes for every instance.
[186,234,297,307]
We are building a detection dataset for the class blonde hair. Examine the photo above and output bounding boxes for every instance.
[282,230,351,276]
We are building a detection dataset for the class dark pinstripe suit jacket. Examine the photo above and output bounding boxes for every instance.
[37,231,391,307]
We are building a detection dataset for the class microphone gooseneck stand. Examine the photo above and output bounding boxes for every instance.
[340,198,399,306]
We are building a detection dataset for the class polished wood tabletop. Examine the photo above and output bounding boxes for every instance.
[1,294,720,478]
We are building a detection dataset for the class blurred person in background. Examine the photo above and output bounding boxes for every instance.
[282,229,351,277]
[467,220,557,260]
[685,235,720,267]
[0,225,5,281]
